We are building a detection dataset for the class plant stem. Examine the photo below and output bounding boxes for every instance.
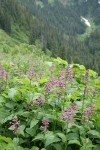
[81,85,87,121]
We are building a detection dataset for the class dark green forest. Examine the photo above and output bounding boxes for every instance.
[0,0,100,74]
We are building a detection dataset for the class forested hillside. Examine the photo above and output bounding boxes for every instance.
[0,0,100,74]
[21,0,100,74]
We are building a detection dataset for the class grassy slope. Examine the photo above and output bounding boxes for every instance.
[0,29,51,65]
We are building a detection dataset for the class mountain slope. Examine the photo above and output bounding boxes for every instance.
[20,0,100,73]
[20,0,86,35]
[0,0,33,38]
[0,0,100,74]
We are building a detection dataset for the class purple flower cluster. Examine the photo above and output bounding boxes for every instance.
[35,96,46,106]
[10,116,20,134]
[54,78,65,89]
[59,71,65,80]
[40,118,49,131]
[84,70,89,85]
[61,102,78,123]
[84,104,95,121]
[0,68,8,79]
[27,68,34,80]
[66,65,73,81]
[45,77,65,93]
[45,80,52,93]
[92,87,96,96]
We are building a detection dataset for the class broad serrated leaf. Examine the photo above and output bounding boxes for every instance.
[0,141,7,150]
[68,140,81,146]
[8,88,18,99]
[26,128,36,136]
[56,133,66,143]
[33,134,44,141]
[0,135,12,143]
[17,125,25,136]
[0,108,10,124]
[52,143,63,150]
[0,96,5,106]
[30,119,39,128]
[67,133,79,140]
[19,111,30,118]
[88,130,100,138]
[45,132,61,147]
[31,146,39,150]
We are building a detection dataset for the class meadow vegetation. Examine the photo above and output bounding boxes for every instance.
[0,30,100,150]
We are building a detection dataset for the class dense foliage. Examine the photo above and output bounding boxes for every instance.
[0,1,100,149]
[0,47,100,149]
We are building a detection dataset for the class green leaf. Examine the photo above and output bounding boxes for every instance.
[45,136,60,147]
[13,138,19,145]
[0,96,5,106]
[17,125,25,136]
[8,88,18,99]
[31,146,39,150]
[19,78,30,85]
[19,111,30,118]
[39,77,48,84]
[2,114,14,124]
[88,130,100,138]
[54,57,67,65]
[0,135,12,143]
[0,108,10,124]
[0,141,7,150]
[80,146,91,150]
[26,128,36,136]
[56,133,66,143]
[52,143,63,150]
[6,143,24,150]
[68,140,81,146]
[67,133,79,140]
[93,145,100,150]
[30,119,39,128]
[33,134,44,141]
[88,69,97,77]
[95,102,100,109]
[45,131,60,147]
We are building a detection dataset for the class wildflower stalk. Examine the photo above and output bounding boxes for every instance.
[64,64,73,102]
[82,85,87,115]
[82,70,89,120]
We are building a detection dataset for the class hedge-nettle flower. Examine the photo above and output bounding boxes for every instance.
[61,103,78,123]
[35,96,46,106]
[66,65,73,81]
[0,69,9,81]
[84,70,89,85]
[84,104,95,121]
[9,116,20,134]
[40,118,49,131]
[56,78,65,89]
[27,68,34,80]
[45,79,52,93]
[59,71,65,80]
[92,87,96,96]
